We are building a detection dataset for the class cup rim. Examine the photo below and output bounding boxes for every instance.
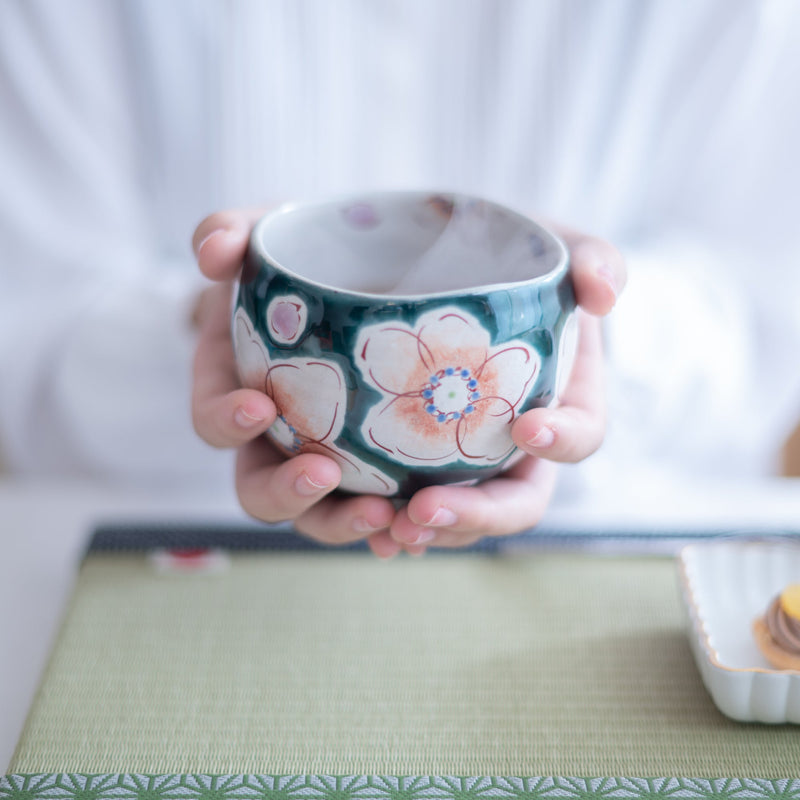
[248,190,570,301]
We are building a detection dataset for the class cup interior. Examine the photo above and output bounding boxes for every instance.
[254,192,567,296]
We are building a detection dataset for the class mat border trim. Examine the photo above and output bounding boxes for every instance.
[3,775,800,800]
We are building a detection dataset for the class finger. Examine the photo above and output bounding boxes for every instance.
[367,531,405,559]
[192,386,276,449]
[389,457,559,545]
[407,530,484,551]
[552,224,627,316]
[367,531,430,558]
[402,543,432,557]
[192,284,276,447]
[235,442,343,523]
[192,207,269,282]
[194,282,235,339]
[294,493,396,546]
[512,312,606,462]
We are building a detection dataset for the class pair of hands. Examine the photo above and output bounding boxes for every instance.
[190,208,626,557]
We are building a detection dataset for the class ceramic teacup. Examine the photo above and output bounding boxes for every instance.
[232,191,576,498]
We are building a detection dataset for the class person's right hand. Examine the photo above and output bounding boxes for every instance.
[190,209,399,552]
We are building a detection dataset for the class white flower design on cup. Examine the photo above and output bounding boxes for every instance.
[355,308,541,466]
[233,308,398,496]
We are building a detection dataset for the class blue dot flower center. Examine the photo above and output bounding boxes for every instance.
[422,367,480,423]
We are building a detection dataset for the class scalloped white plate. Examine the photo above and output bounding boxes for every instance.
[677,539,800,723]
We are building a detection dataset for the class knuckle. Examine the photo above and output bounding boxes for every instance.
[564,422,604,462]
[190,404,218,446]
[294,515,344,544]
[193,400,230,449]
[237,486,293,525]
[571,236,622,275]
[190,404,204,438]
[469,498,505,537]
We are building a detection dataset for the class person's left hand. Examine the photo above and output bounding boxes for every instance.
[370,225,625,557]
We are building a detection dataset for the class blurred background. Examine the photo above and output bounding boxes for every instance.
[1,0,799,498]
[2,0,800,770]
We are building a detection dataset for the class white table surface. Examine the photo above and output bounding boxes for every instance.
[2,472,799,771]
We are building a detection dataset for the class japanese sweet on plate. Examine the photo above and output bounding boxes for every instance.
[679,539,800,724]
[752,583,800,671]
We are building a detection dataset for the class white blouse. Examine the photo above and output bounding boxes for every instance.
[1,0,799,495]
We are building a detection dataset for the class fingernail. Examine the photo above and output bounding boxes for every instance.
[234,407,266,428]
[196,227,243,259]
[526,426,556,449]
[294,472,332,497]
[597,264,618,299]
[353,517,382,533]
[196,229,226,258]
[409,528,437,545]
[425,507,458,527]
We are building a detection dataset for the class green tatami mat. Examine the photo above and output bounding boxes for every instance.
[9,551,799,776]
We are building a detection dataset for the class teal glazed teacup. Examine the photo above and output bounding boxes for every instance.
[232,191,576,498]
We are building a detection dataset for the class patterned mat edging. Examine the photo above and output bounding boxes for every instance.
[86,521,800,557]
[2,775,799,800]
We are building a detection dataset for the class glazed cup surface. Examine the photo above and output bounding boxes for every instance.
[233,191,576,498]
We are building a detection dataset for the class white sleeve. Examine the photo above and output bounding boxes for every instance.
[0,2,233,489]
[591,2,800,483]
[593,234,800,484]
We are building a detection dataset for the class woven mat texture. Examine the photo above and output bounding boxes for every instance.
[10,551,798,776]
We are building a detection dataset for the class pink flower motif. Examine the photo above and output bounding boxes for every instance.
[342,202,381,229]
[233,308,398,496]
[355,308,540,466]
[266,294,307,345]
